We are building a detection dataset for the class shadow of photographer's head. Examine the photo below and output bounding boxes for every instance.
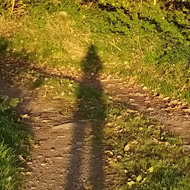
[81,44,102,75]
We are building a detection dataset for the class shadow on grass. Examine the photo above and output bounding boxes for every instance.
[0,36,32,190]
[64,44,106,190]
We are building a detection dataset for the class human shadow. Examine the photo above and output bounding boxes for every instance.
[0,36,137,189]
[65,44,106,190]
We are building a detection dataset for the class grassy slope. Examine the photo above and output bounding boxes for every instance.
[1,0,190,189]
[2,0,190,102]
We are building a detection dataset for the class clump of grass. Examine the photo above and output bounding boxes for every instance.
[0,36,8,52]
[0,96,31,190]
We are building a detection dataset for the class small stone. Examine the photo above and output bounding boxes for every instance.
[129,99,135,103]
[20,114,30,119]
[143,86,148,90]
[57,136,65,139]
[27,162,33,165]
[26,172,33,176]
[52,123,77,130]
[34,144,40,149]
[147,107,154,111]
[163,97,170,101]
[42,120,51,123]
[55,157,63,160]
[76,142,83,146]
[184,109,190,113]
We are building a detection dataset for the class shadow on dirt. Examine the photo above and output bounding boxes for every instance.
[0,38,106,189]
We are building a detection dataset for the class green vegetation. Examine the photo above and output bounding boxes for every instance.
[1,0,190,189]
[105,100,190,189]
[1,0,190,101]
[0,96,31,190]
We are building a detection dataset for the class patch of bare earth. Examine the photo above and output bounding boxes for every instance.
[1,60,190,190]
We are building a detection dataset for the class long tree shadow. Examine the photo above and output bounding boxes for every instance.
[65,44,106,189]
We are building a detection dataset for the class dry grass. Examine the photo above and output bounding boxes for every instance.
[47,11,90,61]
[0,11,91,66]
[0,16,18,38]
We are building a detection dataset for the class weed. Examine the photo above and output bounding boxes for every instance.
[0,36,7,52]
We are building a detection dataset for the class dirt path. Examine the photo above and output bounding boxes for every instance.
[103,80,190,143]
[0,76,104,190]
[20,63,190,142]
[1,59,190,189]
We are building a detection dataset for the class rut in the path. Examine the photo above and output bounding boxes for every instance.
[1,50,190,189]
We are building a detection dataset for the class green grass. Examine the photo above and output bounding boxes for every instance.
[105,100,190,189]
[2,0,190,102]
[0,96,31,190]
